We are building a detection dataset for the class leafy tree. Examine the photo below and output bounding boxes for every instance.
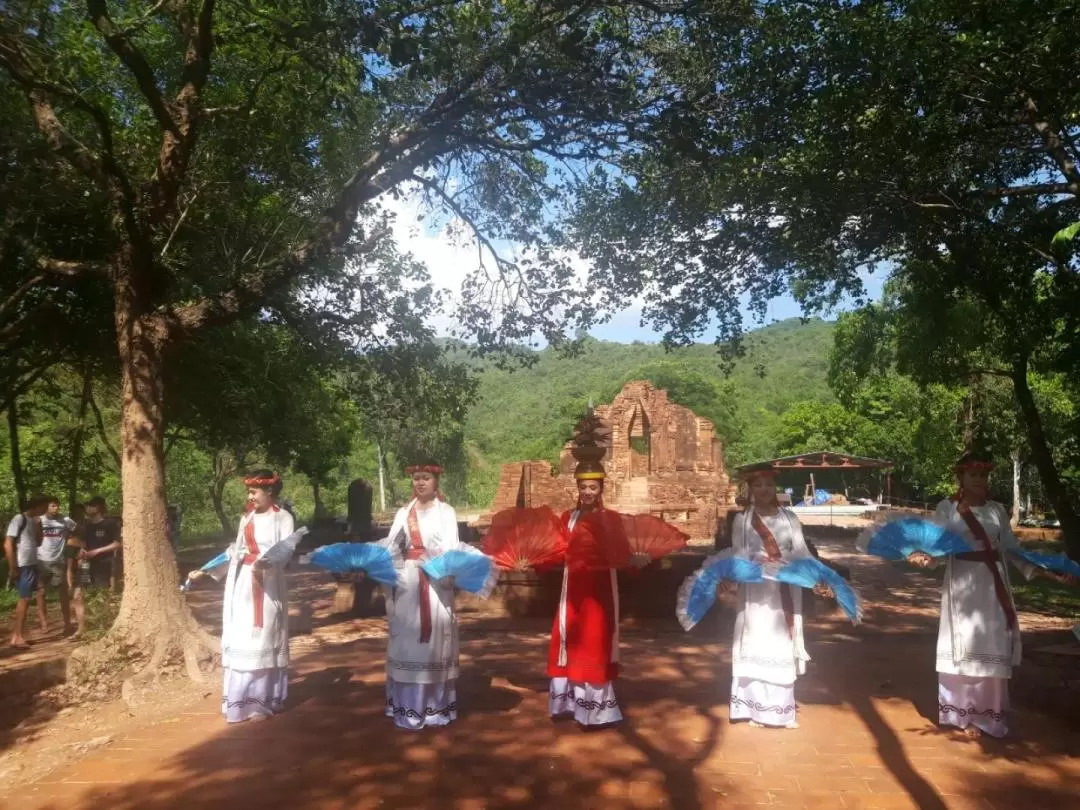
[830,301,1079,512]
[571,0,1080,555]
[346,343,478,507]
[1,1,705,679]
[166,321,362,531]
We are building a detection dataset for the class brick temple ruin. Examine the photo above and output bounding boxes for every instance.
[487,381,737,540]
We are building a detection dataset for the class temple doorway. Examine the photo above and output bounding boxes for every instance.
[628,402,651,478]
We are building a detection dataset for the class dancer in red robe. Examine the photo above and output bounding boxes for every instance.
[548,413,623,727]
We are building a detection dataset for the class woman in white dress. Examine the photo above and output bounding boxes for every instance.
[907,451,1074,738]
[189,470,295,723]
[722,463,821,729]
[380,462,479,730]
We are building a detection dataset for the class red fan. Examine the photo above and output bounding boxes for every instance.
[482,506,567,571]
[566,511,688,571]
[619,513,690,566]
[565,509,633,571]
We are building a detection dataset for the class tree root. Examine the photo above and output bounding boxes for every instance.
[67,623,219,710]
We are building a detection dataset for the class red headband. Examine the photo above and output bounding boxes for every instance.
[244,474,281,487]
[406,465,443,476]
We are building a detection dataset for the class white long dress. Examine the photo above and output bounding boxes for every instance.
[217,506,294,723]
[729,508,812,727]
[932,499,1036,738]
[380,499,480,730]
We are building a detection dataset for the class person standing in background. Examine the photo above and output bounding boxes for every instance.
[70,496,121,641]
[65,503,86,592]
[36,497,76,636]
[5,495,49,649]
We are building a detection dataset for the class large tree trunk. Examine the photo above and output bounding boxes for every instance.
[69,293,216,693]
[67,367,93,512]
[7,394,26,508]
[1011,356,1080,559]
[313,480,325,518]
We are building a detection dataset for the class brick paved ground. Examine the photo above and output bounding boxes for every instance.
[7,535,1080,810]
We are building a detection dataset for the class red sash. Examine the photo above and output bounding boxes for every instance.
[750,510,795,637]
[406,504,432,644]
[954,501,1017,631]
[241,519,265,629]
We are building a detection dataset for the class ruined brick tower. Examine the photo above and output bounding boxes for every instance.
[487,381,736,540]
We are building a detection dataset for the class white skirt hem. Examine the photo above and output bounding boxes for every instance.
[549,677,623,726]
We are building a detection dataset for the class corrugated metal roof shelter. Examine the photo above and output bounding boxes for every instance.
[735,452,894,473]
[735,452,895,509]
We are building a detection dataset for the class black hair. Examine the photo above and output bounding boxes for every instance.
[955,449,993,469]
[87,496,107,510]
[24,493,52,511]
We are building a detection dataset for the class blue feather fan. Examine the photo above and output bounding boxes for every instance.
[768,557,862,624]
[1009,549,1080,579]
[676,555,763,631]
[306,543,398,587]
[858,516,971,560]
[421,550,498,597]
[180,550,231,591]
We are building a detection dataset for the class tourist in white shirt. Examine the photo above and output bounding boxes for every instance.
[5,494,50,649]
[37,497,76,636]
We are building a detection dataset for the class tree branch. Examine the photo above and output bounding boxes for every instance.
[160,3,589,334]
[164,426,185,458]
[411,173,516,273]
[201,55,289,119]
[151,0,216,224]
[0,34,135,193]
[25,89,108,185]
[87,382,121,469]
[166,132,444,333]
[969,182,1076,199]
[0,256,104,327]
[0,354,61,415]
[1021,94,1080,195]
[86,0,178,136]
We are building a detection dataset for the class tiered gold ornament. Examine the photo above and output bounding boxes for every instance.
[571,409,611,480]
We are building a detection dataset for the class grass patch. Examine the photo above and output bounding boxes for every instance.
[79,587,122,640]
[1012,577,1080,619]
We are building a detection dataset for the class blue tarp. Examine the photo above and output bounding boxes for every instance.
[798,489,832,506]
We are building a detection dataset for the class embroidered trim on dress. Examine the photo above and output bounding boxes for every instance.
[549,687,619,712]
[386,696,456,720]
[221,696,285,710]
[573,695,619,711]
[387,658,456,672]
[938,703,1005,722]
[729,695,796,715]
[936,651,1012,666]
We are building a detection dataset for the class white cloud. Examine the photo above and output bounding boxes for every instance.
[379,188,612,343]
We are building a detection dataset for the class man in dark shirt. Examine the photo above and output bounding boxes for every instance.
[71,496,121,640]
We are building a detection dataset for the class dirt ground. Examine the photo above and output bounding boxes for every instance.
[0,533,1076,809]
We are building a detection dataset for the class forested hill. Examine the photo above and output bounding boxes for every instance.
[459,318,836,505]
